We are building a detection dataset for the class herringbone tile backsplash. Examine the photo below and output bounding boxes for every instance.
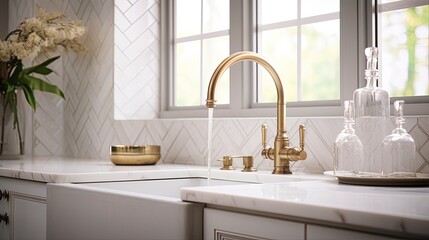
[114,0,159,120]
[8,0,428,173]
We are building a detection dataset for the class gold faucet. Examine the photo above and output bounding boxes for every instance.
[206,51,307,174]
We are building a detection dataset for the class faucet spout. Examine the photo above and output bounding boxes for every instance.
[206,51,306,174]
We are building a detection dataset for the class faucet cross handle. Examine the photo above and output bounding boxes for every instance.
[261,124,275,160]
[299,124,305,151]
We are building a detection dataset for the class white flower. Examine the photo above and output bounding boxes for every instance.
[0,41,11,62]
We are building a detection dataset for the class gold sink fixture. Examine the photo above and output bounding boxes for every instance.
[206,51,307,174]
[110,145,160,165]
[219,155,257,172]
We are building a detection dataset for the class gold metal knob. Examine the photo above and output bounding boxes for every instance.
[219,155,256,172]
[218,156,235,170]
[242,156,257,172]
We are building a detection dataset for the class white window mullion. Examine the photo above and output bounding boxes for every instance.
[229,0,245,114]
[199,0,204,105]
[255,0,262,104]
[341,0,361,104]
[176,30,229,43]
[379,0,428,12]
[297,0,302,101]
[258,13,340,32]
[172,0,177,107]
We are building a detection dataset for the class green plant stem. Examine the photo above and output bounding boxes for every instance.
[12,93,24,155]
[17,115,24,155]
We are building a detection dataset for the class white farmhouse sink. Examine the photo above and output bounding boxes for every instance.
[47,171,326,240]
[47,177,254,240]
[82,177,251,199]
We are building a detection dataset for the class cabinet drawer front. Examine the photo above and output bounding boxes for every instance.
[204,208,305,240]
[307,225,401,240]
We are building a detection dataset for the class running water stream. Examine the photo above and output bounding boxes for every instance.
[207,108,214,185]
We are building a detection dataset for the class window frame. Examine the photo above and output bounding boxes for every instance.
[160,0,427,118]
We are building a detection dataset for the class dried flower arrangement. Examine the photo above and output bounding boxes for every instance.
[0,9,86,155]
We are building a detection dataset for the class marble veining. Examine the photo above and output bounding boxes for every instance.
[181,180,429,237]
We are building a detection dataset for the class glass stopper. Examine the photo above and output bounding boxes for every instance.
[394,100,405,126]
[344,100,354,123]
[365,47,379,78]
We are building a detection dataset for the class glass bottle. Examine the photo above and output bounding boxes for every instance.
[334,100,363,176]
[353,47,390,176]
[382,100,416,177]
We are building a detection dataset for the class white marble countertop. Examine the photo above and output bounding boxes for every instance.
[0,157,327,183]
[1,157,428,238]
[0,157,205,183]
[181,179,429,238]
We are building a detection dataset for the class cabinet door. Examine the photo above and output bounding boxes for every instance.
[204,208,305,240]
[11,193,46,240]
[307,225,400,240]
[0,177,47,240]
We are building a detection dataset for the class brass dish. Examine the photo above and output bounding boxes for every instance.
[110,145,160,165]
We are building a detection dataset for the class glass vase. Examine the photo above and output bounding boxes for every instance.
[0,91,25,158]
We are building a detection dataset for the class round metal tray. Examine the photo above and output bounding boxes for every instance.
[325,171,429,187]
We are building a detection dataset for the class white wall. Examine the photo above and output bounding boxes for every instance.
[8,0,429,173]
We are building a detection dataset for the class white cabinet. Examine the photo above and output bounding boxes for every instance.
[204,208,305,240]
[0,176,47,240]
[205,208,403,240]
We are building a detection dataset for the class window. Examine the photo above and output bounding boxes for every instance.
[161,0,428,118]
[378,0,428,98]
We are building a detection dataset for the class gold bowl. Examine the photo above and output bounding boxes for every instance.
[110,145,161,165]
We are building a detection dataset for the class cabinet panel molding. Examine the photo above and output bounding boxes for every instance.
[215,229,271,240]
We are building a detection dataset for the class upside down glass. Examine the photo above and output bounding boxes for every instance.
[382,100,416,177]
[334,100,363,175]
